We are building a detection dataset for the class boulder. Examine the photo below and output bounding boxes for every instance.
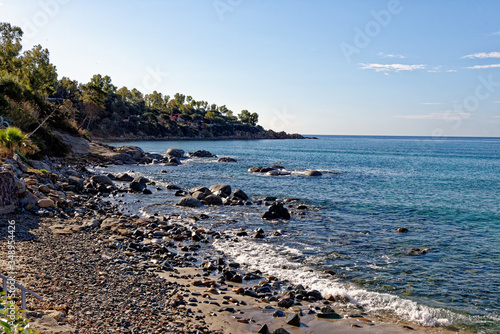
[209,184,231,197]
[130,176,148,192]
[14,177,26,195]
[248,166,263,173]
[218,157,237,163]
[397,227,409,233]
[204,195,223,206]
[166,148,185,158]
[20,191,38,210]
[115,145,144,160]
[91,175,114,186]
[37,198,55,208]
[191,191,206,200]
[115,173,134,182]
[188,150,215,158]
[0,171,19,214]
[277,298,294,308]
[189,186,211,196]
[68,176,84,190]
[166,184,181,190]
[177,197,203,208]
[146,153,163,160]
[233,189,248,201]
[306,170,322,176]
[262,202,291,220]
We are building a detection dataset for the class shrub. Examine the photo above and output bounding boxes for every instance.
[0,293,38,333]
[0,127,37,158]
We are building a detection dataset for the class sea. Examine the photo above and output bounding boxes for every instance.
[101,135,500,333]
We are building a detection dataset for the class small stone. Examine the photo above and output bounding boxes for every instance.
[272,310,285,317]
[397,227,409,233]
[273,329,291,334]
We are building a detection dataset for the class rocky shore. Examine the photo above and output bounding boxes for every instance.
[0,138,462,334]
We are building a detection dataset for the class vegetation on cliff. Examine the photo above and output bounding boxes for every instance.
[0,22,302,157]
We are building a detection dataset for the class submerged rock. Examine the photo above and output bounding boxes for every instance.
[407,248,428,255]
[218,157,237,163]
[306,170,322,176]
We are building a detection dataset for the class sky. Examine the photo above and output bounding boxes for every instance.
[1,0,500,137]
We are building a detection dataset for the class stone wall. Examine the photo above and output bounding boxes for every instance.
[0,171,18,214]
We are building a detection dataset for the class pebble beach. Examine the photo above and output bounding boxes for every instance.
[0,139,478,333]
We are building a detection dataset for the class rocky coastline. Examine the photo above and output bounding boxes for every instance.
[0,140,461,334]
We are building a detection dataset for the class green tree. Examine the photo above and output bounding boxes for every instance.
[0,23,23,73]
[19,45,57,96]
[238,109,259,126]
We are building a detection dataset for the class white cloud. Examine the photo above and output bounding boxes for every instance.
[490,31,500,36]
[395,112,471,120]
[359,63,426,72]
[446,69,457,72]
[461,52,500,59]
[377,52,405,59]
[465,64,500,69]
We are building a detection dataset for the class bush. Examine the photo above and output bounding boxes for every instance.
[0,293,38,333]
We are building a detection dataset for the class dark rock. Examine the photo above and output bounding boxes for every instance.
[191,191,206,200]
[248,166,263,173]
[262,202,291,220]
[266,169,291,176]
[272,310,285,317]
[209,184,231,197]
[188,150,215,158]
[165,148,185,158]
[254,228,265,239]
[67,176,84,190]
[306,290,323,301]
[273,329,290,334]
[204,195,223,206]
[130,176,148,192]
[175,190,187,197]
[218,157,237,163]
[286,313,301,326]
[258,324,270,334]
[166,184,181,190]
[142,189,152,195]
[115,173,134,182]
[177,197,203,208]
[91,175,114,186]
[297,205,308,210]
[244,290,259,298]
[264,196,277,202]
[306,170,322,176]
[397,227,409,233]
[277,298,294,308]
[189,186,211,196]
[233,189,248,201]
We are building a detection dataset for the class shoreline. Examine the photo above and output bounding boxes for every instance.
[0,143,475,333]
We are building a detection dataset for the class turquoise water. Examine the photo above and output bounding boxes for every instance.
[106,136,500,332]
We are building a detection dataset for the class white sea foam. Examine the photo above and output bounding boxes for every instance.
[212,237,474,327]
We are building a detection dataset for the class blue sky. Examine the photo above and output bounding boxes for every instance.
[1,0,500,136]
